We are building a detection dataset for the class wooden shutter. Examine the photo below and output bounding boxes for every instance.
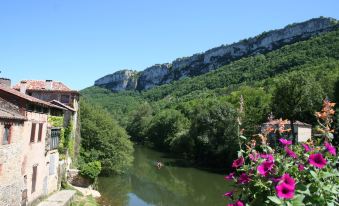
[31,165,37,193]
[38,123,43,142]
[30,123,36,143]
[2,125,10,145]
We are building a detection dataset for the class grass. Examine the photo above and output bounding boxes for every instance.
[62,182,100,206]
[71,194,99,206]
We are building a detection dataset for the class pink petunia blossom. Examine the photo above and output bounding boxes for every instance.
[285,147,298,158]
[257,160,274,176]
[249,152,259,162]
[232,157,244,168]
[224,191,233,197]
[309,153,327,169]
[279,138,292,146]
[279,173,295,187]
[270,177,281,183]
[237,173,250,184]
[298,164,305,171]
[228,200,244,206]
[302,143,311,152]
[224,172,235,181]
[260,153,274,162]
[324,142,336,156]
[276,183,295,199]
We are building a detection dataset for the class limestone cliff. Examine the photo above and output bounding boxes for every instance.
[94,70,138,91]
[94,17,338,91]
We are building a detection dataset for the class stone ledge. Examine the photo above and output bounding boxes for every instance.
[37,190,76,206]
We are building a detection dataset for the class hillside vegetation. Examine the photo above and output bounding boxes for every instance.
[81,29,339,170]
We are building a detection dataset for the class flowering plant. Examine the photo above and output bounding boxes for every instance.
[225,100,339,206]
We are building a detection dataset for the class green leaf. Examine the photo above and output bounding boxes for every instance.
[296,183,311,196]
[310,170,318,180]
[267,196,283,205]
[292,195,305,206]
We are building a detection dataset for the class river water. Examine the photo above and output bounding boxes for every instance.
[97,145,233,206]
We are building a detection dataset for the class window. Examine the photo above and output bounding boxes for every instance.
[61,94,70,104]
[30,123,36,143]
[2,125,11,145]
[31,165,37,193]
[37,123,43,142]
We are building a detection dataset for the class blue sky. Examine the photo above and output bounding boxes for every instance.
[1,0,338,90]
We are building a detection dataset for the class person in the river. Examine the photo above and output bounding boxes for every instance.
[156,161,163,169]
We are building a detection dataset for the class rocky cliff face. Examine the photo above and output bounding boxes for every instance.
[94,70,138,91]
[94,17,338,91]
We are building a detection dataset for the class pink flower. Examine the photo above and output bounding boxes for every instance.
[298,164,305,171]
[309,153,327,169]
[270,177,281,183]
[276,183,295,199]
[232,157,244,168]
[260,153,274,162]
[279,173,295,187]
[257,160,274,176]
[249,152,259,162]
[237,173,250,184]
[285,147,298,158]
[224,191,233,197]
[224,172,235,181]
[279,138,292,146]
[302,143,311,152]
[324,142,336,156]
[228,200,244,206]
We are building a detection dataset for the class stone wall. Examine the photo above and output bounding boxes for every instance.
[0,120,26,206]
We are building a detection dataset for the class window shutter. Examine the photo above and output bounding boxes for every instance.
[30,123,36,143]
[38,123,43,142]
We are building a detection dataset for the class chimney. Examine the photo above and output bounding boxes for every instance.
[46,80,53,90]
[0,78,11,87]
[20,80,27,93]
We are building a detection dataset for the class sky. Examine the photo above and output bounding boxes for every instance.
[0,0,338,90]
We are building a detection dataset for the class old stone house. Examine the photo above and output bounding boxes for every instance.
[261,119,312,145]
[13,80,80,157]
[0,83,64,206]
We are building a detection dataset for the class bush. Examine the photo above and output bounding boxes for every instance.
[80,99,134,175]
[224,100,339,206]
[79,161,102,180]
[146,109,190,150]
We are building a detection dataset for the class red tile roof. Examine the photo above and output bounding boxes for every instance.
[50,100,76,112]
[13,80,77,92]
[262,119,311,127]
[0,108,27,121]
[0,85,65,110]
[0,97,27,121]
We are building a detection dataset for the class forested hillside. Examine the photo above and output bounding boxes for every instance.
[81,28,339,170]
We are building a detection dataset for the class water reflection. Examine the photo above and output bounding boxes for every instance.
[98,146,233,206]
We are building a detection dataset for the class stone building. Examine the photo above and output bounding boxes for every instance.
[261,119,312,144]
[0,84,64,206]
[13,80,80,157]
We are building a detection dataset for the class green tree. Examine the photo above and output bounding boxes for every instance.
[189,100,238,168]
[126,102,153,142]
[271,72,324,142]
[80,100,134,175]
[225,86,272,135]
[146,109,190,151]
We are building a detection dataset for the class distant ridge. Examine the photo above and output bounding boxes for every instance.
[94,17,338,92]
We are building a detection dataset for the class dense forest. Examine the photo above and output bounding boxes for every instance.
[81,28,339,171]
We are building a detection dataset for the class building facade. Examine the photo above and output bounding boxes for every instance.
[13,80,80,157]
[0,84,64,206]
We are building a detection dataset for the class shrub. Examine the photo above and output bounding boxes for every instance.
[225,100,339,206]
[79,161,102,180]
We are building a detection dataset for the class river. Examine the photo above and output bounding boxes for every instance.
[97,145,233,206]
